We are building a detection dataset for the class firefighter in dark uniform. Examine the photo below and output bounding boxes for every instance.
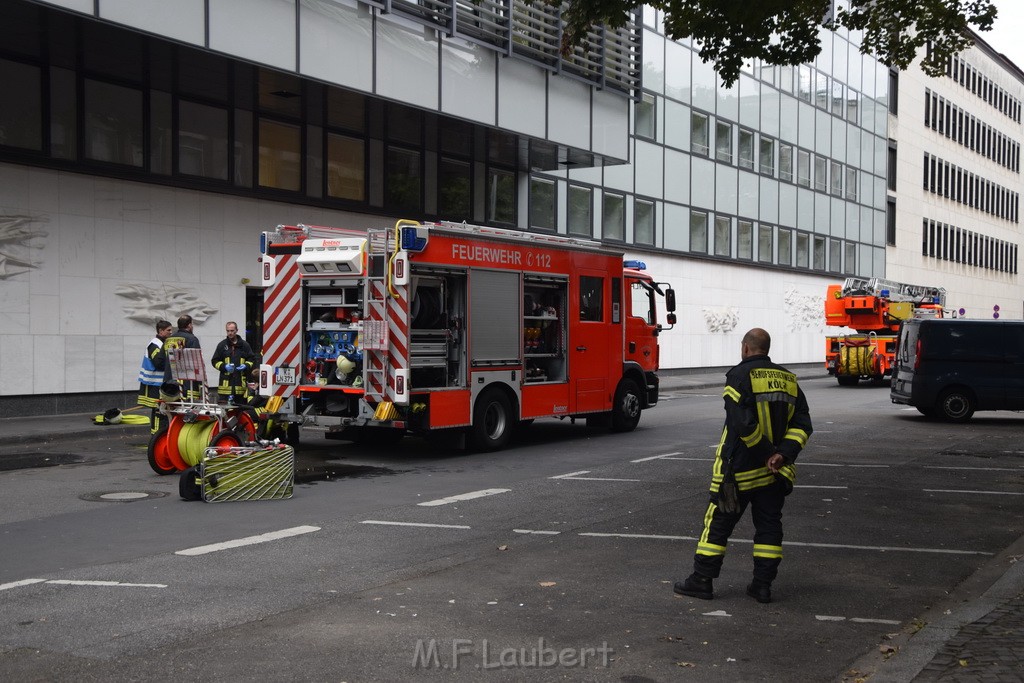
[162,314,203,400]
[675,328,812,604]
[211,321,259,403]
[138,320,172,433]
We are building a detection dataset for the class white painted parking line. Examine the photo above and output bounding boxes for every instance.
[361,520,471,529]
[513,529,561,535]
[175,525,321,556]
[578,532,992,555]
[924,488,1024,496]
[925,466,1024,472]
[799,463,891,468]
[631,452,683,463]
[549,470,641,482]
[418,488,511,506]
[795,485,848,489]
[551,470,591,479]
[0,578,46,592]
[816,615,901,625]
[47,580,167,588]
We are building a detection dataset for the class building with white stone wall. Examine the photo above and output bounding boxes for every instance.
[1,0,1015,415]
[887,33,1023,320]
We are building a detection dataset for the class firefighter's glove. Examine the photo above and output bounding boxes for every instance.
[223,363,236,372]
[237,363,249,372]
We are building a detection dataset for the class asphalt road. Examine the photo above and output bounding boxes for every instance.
[1,378,1023,682]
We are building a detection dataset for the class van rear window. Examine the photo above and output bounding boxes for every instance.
[923,324,1004,361]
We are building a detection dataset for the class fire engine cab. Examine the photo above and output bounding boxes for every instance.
[258,220,676,450]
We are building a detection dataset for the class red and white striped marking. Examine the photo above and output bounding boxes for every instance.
[262,252,301,398]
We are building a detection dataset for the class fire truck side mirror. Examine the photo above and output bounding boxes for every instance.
[665,288,676,312]
[667,312,677,326]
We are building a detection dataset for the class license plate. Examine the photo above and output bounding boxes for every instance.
[275,367,297,385]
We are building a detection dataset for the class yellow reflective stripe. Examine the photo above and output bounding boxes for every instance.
[697,502,717,548]
[734,467,770,482]
[778,464,796,482]
[757,401,773,444]
[737,474,776,490]
[138,396,158,408]
[723,386,742,403]
[740,423,762,447]
[753,544,783,559]
[784,428,809,448]
[696,542,727,557]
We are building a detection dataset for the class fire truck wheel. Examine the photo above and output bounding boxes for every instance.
[469,389,513,452]
[836,376,859,386]
[283,423,301,445]
[611,379,642,433]
[147,427,177,475]
[938,388,975,423]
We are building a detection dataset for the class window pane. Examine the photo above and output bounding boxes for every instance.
[779,143,793,181]
[487,167,515,224]
[830,160,843,195]
[738,220,753,259]
[845,242,856,273]
[603,192,625,240]
[829,238,842,272]
[84,79,143,166]
[327,133,366,201]
[738,129,755,170]
[797,149,811,187]
[715,120,732,163]
[150,90,171,174]
[178,101,228,180]
[50,67,77,160]
[580,275,604,321]
[691,112,709,154]
[387,146,422,213]
[759,137,774,175]
[530,177,556,230]
[845,167,858,200]
[568,185,592,236]
[813,155,827,192]
[758,224,773,262]
[778,227,792,265]
[796,232,809,267]
[259,119,301,190]
[813,235,826,269]
[327,88,366,133]
[690,211,708,253]
[0,59,41,150]
[635,93,655,139]
[635,199,655,245]
[714,215,731,256]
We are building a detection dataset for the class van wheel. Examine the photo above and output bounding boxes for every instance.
[938,389,975,422]
[836,376,859,386]
[468,389,513,452]
[611,379,643,433]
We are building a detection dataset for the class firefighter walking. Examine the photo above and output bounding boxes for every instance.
[675,328,812,604]
[211,321,259,403]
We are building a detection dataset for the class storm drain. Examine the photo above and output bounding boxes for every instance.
[0,453,84,471]
[80,491,168,503]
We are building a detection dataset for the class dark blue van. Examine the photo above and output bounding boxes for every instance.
[890,319,1024,422]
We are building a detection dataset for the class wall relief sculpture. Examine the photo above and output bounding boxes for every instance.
[0,214,48,280]
[784,287,823,331]
[701,306,739,333]
[115,283,218,325]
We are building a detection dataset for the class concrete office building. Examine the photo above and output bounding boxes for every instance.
[887,33,1023,320]
[0,0,991,413]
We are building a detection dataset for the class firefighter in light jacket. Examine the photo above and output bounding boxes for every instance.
[138,320,172,433]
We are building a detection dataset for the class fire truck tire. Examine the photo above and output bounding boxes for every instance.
[611,379,642,433]
[836,376,859,386]
[468,389,513,452]
[938,388,975,423]
[283,423,301,445]
[147,427,177,475]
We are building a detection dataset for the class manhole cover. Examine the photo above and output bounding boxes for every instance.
[80,491,168,503]
[0,453,85,471]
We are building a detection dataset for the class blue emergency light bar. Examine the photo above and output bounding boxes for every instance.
[401,226,429,252]
[623,259,647,270]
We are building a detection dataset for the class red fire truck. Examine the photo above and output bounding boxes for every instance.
[257,220,676,450]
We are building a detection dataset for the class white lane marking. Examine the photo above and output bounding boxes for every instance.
[924,488,1024,496]
[799,463,891,468]
[631,452,683,463]
[703,610,731,618]
[418,488,511,506]
[551,470,591,479]
[361,520,471,529]
[816,615,901,625]
[795,485,849,489]
[175,525,320,556]
[654,457,710,462]
[0,578,47,592]
[47,580,167,588]
[513,529,561,535]
[549,470,641,482]
[925,466,1024,472]
[578,533,992,555]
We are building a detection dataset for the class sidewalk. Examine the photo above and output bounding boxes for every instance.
[1,366,1021,680]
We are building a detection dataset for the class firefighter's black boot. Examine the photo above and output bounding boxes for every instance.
[746,580,772,604]
[674,573,714,600]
